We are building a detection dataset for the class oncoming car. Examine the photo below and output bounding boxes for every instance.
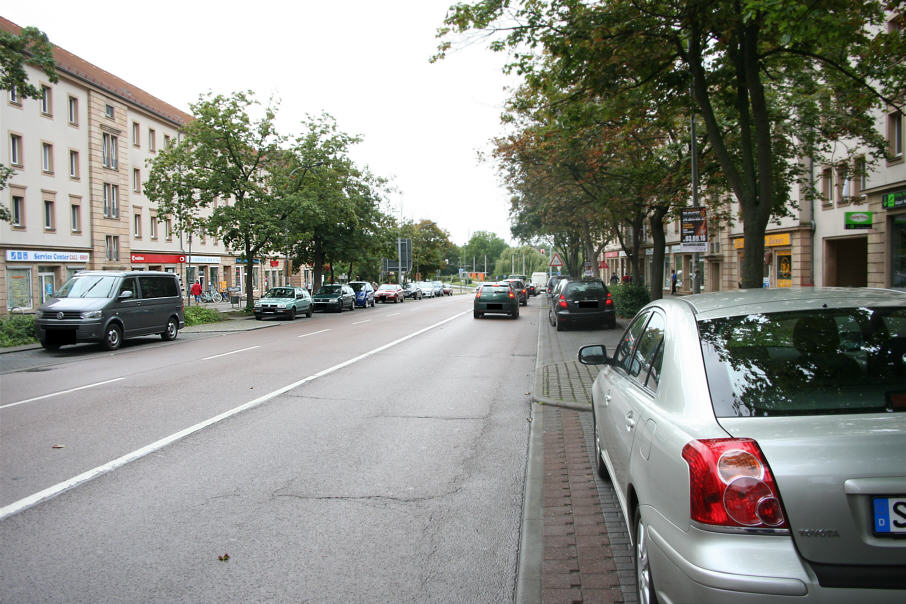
[578,288,906,603]
[254,287,312,320]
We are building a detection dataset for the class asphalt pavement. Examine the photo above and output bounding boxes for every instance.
[5,295,637,603]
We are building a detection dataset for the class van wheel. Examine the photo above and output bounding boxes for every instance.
[160,317,179,341]
[103,324,122,350]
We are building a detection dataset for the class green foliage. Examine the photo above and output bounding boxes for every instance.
[0,314,37,347]
[184,305,223,326]
[610,283,650,319]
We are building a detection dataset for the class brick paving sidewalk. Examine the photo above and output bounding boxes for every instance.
[541,406,636,603]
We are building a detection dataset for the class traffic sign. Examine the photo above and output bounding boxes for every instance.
[549,252,563,267]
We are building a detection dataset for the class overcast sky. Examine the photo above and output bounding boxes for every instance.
[5,1,519,246]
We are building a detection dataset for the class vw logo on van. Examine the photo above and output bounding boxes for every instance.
[56,312,64,320]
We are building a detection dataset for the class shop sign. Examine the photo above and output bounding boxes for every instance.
[131,253,185,264]
[6,250,90,262]
[844,211,873,230]
[882,190,906,209]
[604,250,620,259]
[189,255,220,264]
[733,232,792,249]
[234,258,261,264]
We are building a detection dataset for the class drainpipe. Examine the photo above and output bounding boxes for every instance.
[809,157,816,287]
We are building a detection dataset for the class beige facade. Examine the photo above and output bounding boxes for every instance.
[1,16,300,315]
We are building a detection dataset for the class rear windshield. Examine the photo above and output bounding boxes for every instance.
[55,275,119,299]
[700,307,906,417]
[566,281,606,296]
[481,285,511,294]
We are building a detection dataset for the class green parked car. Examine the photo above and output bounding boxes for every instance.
[254,287,313,320]
[473,281,519,319]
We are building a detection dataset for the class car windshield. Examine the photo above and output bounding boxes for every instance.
[378,285,396,291]
[54,275,119,298]
[264,288,294,298]
[350,283,366,292]
[319,285,340,294]
[699,307,906,417]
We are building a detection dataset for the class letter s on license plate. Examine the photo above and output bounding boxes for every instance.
[873,497,906,535]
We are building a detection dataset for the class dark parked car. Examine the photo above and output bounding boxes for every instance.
[312,283,356,312]
[375,283,405,303]
[254,286,313,320]
[403,283,423,300]
[504,279,528,306]
[549,278,615,330]
[349,281,376,308]
[578,287,906,604]
[473,281,519,319]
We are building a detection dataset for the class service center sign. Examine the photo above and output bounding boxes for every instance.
[6,250,90,262]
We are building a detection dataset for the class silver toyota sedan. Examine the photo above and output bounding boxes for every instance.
[578,287,906,603]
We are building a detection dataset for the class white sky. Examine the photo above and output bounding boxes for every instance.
[4,0,519,246]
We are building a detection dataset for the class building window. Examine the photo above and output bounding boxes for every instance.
[165,217,172,240]
[836,164,849,203]
[68,96,78,125]
[164,134,171,148]
[890,110,904,160]
[148,128,156,152]
[856,156,867,195]
[105,235,120,261]
[132,122,140,146]
[822,167,834,204]
[69,150,79,179]
[105,104,114,118]
[150,215,158,239]
[134,211,142,238]
[11,194,24,226]
[9,133,22,166]
[41,142,53,173]
[103,183,119,218]
[40,85,52,115]
[8,86,20,105]
[71,202,80,232]
[102,133,118,169]
[133,168,141,193]
[44,200,55,230]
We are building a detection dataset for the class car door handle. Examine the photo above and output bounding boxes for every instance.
[625,411,636,431]
[604,390,612,406]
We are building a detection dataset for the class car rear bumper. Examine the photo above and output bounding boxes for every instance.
[554,309,614,324]
[643,508,904,603]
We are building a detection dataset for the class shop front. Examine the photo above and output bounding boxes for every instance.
[4,249,90,313]
[733,232,796,288]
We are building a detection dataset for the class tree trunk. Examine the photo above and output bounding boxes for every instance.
[648,206,668,300]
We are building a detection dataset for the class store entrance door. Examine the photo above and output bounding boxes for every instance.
[825,237,867,287]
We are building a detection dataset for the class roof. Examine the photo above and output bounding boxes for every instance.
[1,16,192,127]
[678,287,906,320]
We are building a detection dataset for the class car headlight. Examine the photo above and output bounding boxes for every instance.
[35,309,44,319]
[81,310,102,319]
[279,303,288,309]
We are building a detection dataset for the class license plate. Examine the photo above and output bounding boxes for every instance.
[873,497,906,534]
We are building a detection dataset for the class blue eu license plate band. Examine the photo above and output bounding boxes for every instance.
[873,497,906,534]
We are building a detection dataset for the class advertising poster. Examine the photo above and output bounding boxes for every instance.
[681,207,708,253]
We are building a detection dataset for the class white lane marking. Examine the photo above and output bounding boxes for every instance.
[351,320,370,325]
[202,345,260,361]
[0,378,127,411]
[0,310,470,521]
[297,329,330,338]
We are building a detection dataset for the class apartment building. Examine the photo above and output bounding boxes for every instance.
[1,17,299,315]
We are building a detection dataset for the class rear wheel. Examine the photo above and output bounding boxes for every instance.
[160,317,179,341]
[635,509,658,604]
[593,412,609,480]
[102,324,122,351]
[473,310,482,319]
[556,316,564,331]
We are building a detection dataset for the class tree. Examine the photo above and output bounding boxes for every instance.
[437,0,906,287]
[403,219,455,279]
[146,91,283,311]
[0,24,57,220]
[461,231,509,276]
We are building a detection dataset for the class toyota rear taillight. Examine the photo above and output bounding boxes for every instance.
[558,295,567,308]
[681,438,788,529]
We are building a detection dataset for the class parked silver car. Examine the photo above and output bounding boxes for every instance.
[578,287,906,603]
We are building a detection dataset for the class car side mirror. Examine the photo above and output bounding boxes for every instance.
[578,344,609,365]
[118,290,134,300]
